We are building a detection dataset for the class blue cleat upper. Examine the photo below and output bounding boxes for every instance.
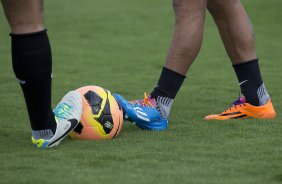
[113,93,168,130]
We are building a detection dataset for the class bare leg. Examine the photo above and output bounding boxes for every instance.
[147,0,208,123]
[207,0,256,64]
[204,0,274,119]
[114,0,276,127]
[1,0,44,33]
[165,0,208,75]
[113,0,209,129]
[1,0,56,140]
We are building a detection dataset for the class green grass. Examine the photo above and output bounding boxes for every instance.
[0,0,282,183]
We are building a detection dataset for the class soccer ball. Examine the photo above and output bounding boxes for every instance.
[69,86,123,140]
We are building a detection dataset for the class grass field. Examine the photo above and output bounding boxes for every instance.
[0,0,282,183]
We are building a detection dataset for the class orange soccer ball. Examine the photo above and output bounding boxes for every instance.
[69,86,123,140]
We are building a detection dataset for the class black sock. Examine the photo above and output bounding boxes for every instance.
[233,59,269,106]
[150,67,185,99]
[149,67,185,118]
[11,30,56,133]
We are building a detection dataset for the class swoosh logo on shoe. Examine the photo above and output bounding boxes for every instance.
[48,119,79,147]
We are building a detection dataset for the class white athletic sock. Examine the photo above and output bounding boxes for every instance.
[156,96,174,119]
[32,129,54,140]
[257,83,270,105]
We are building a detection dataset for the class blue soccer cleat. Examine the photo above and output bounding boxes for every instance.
[113,93,168,131]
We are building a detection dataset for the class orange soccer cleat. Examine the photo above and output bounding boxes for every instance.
[204,96,276,120]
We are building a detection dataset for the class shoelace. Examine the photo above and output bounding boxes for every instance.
[130,93,156,108]
[225,97,246,112]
